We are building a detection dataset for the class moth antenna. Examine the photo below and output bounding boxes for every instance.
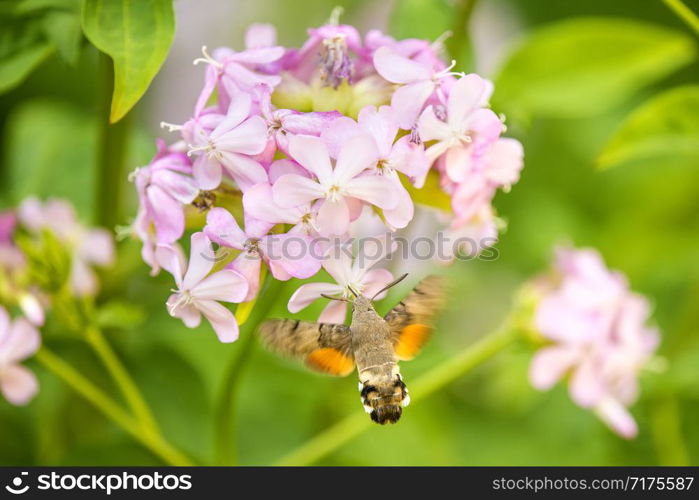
[372,273,409,300]
[321,293,351,302]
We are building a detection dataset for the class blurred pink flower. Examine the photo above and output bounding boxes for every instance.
[17,197,114,297]
[0,307,40,406]
[272,134,398,235]
[156,232,248,343]
[529,247,660,439]
[288,238,394,323]
[204,207,320,302]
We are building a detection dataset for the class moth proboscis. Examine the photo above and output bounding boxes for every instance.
[258,275,446,424]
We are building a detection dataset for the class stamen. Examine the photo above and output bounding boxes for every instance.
[160,121,183,132]
[127,167,141,183]
[193,45,223,68]
[327,6,344,25]
[319,36,353,89]
[187,143,211,157]
[431,30,453,51]
[167,291,191,315]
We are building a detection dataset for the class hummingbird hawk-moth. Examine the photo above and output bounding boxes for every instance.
[258,275,445,424]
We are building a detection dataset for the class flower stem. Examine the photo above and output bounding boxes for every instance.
[446,0,479,72]
[663,0,699,36]
[650,395,690,465]
[35,348,194,466]
[275,321,519,466]
[95,52,130,228]
[86,326,159,434]
[214,277,285,465]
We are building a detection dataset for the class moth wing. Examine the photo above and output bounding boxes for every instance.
[258,319,355,376]
[384,275,446,361]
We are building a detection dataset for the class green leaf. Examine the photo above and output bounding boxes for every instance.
[81,0,175,122]
[41,7,82,65]
[0,42,53,93]
[96,300,145,329]
[390,0,451,41]
[494,17,697,119]
[597,85,699,169]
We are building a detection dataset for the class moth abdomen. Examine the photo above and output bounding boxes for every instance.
[359,374,410,425]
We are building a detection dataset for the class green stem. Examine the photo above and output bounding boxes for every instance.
[663,0,699,36]
[275,321,519,466]
[86,326,159,434]
[96,53,130,229]
[446,0,478,71]
[35,348,194,466]
[214,277,285,465]
[650,396,690,465]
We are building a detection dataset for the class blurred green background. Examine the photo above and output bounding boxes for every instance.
[1,0,698,465]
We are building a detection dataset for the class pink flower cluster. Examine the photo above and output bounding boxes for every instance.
[529,247,660,438]
[131,18,523,341]
[0,197,115,405]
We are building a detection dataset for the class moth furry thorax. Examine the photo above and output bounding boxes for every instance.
[258,275,445,424]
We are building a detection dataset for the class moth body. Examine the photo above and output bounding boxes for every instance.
[350,295,408,424]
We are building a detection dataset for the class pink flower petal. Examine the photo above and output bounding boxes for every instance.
[344,174,398,210]
[335,134,379,185]
[146,185,185,244]
[155,244,186,287]
[595,396,638,439]
[245,23,277,49]
[288,135,333,184]
[418,105,452,143]
[0,364,38,406]
[182,232,216,291]
[528,346,578,391]
[263,233,321,279]
[569,358,606,408]
[383,180,414,229]
[357,105,399,157]
[230,46,284,65]
[212,92,252,135]
[317,198,350,235]
[243,183,300,225]
[373,46,432,83]
[361,268,394,299]
[193,154,223,190]
[151,169,199,204]
[219,153,268,191]
[196,299,239,343]
[2,318,40,363]
[390,80,436,129]
[485,138,524,187]
[167,295,201,328]
[79,229,115,267]
[192,269,248,303]
[215,116,268,155]
[447,74,487,129]
[231,253,262,302]
[268,159,310,183]
[318,300,348,324]
[204,207,247,249]
[288,282,344,313]
[272,174,324,208]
